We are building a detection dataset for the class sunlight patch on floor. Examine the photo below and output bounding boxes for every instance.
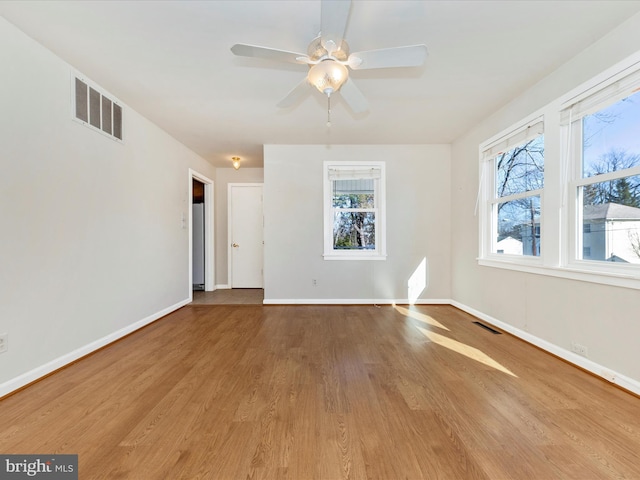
[394,305,450,331]
[417,326,517,377]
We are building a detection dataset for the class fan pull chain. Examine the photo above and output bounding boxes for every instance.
[326,94,332,127]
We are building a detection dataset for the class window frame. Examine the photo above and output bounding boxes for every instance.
[479,116,545,266]
[478,52,640,290]
[563,67,640,276]
[323,161,387,261]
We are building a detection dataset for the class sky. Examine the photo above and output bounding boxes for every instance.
[583,90,640,175]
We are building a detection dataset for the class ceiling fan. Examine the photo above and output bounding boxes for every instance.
[230,0,427,121]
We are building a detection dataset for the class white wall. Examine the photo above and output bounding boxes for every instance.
[0,17,215,395]
[214,167,264,287]
[451,13,640,388]
[264,144,451,303]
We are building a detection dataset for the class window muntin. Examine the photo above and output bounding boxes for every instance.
[324,162,386,259]
[478,58,640,289]
[572,89,640,266]
[332,178,376,250]
[483,125,544,259]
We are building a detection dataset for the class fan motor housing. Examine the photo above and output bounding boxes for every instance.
[307,36,350,62]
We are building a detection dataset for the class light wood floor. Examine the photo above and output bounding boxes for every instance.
[2,305,640,479]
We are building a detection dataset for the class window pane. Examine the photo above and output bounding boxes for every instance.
[580,176,640,263]
[333,212,375,250]
[495,134,544,197]
[495,196,541,256]
[333,179,374,208]
[582,90,640,178]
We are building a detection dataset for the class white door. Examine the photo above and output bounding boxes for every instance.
[229,184,263,288]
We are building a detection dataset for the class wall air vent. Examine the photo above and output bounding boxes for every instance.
[73,76,123,142]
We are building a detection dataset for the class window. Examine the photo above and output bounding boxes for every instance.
[563,69,640,267]
[478,55,640,289]
[480,118,544,260]
[323,162,386,260]
[73,76,123,141]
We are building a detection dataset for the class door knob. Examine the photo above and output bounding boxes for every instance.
[232,243,239,248]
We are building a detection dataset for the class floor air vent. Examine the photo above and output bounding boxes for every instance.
[473,321,502,334]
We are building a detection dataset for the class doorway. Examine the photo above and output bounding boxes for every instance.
[189,169,214,301]
[228,183,263,288]
[192,178,205,291]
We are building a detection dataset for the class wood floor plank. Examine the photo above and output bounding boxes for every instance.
[1,304,640,479]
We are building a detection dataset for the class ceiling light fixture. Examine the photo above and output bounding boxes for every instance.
[307,59,349,128]
[231,156,241,170]
[307,59,348,96]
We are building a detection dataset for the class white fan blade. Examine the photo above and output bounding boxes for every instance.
[348,44,428,70]
[231,44,309,64]
[339,77,368,114]
[321,0,351,55]
[277,78,311,108]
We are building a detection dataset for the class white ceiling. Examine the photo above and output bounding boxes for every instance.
[2,0,640,168]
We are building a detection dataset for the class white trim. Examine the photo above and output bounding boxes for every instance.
[0,299,189,398]
[480,116,544,161]
[262,298,451,305]
[559,60,640,124]
[451,300,640,396]
[215,284,231,290]
[189,169,215,301]
[323,254,388,261]
[323,160,387,260]
[480,49,640,280]
[4,298,637,399]
[478,258,640,289]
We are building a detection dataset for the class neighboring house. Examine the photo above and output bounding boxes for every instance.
[582,203,640,263]
[520,223,541,257]
[496,236,523,255]
[518,203,640,262]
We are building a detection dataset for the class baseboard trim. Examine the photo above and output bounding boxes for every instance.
[450,300,640,397]
[215,284,231,289]
[262,298,451,305]
[0,298,190,399]
[4,297,638,399]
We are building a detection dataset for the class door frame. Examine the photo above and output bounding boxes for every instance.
[228,183,264,288]
[189,169,215,301]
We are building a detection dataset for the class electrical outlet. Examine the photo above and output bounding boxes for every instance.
[312,279,318,287]
[571,341,588,357]
[0,333,7,354]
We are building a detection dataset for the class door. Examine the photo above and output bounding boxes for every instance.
[229,184,263,288]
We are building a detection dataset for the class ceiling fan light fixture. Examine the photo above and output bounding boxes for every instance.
[307,60,348,96]
[231,156,241,170]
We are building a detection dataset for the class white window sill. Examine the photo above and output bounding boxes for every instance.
[324,253,388,261]
[478,257,640,290]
